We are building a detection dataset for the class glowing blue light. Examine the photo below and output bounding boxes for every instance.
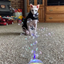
[28,59,43,64]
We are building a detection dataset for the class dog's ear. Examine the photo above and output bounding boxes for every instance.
[37,4,40,9]
[30,4,33,8]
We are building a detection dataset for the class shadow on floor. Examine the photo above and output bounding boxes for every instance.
[0,32,22,36]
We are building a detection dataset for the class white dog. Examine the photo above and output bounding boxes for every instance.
[22,4,39,36]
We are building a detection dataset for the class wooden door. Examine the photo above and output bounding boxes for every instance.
[27,0,44,22]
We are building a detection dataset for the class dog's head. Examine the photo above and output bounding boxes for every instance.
[30,4,40,15]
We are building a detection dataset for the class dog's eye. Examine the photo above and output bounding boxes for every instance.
[32,10,33,11]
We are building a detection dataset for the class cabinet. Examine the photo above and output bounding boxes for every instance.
[45,0,64,22]
[46,6,64,13]
[46,14,64,22]
[27,0,44,22]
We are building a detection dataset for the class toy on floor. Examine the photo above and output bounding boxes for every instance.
[0,16,14,25]
[14,9,23,25]
[18,15,23,25]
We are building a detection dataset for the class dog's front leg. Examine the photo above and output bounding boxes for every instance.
[34,21,37,36]
[34,25,37,36]
[27,19,32,36]
[28,26,32,36]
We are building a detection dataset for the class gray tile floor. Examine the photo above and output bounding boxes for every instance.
[0,23,64,64]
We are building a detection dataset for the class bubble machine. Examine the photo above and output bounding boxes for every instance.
[28,34,43,64]
[28,59,43,64]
